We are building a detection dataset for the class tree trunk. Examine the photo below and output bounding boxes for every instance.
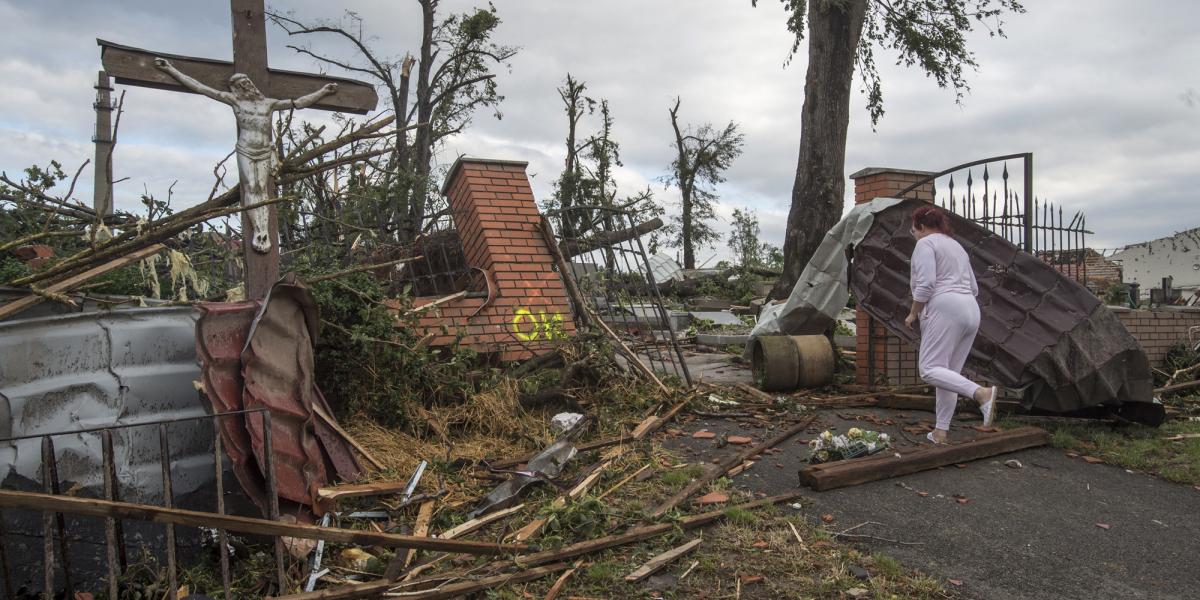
[769,0,867,300]
[407,0,436,242]
[669,98,696,269]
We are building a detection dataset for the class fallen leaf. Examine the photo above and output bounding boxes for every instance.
[1096,523,1111,530]
[821,513,835,523]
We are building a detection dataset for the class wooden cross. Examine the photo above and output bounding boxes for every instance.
[96,0,378,300]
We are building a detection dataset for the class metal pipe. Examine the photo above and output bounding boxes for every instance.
[159,424,178,597]
[0,408,269,443]
[1023,154,1034,252]
[0,509,15,600]
[40,438,55,600]
[101,429,124,591]
[41,437,73,597]
[213,418,232,600]
[261,411,288,591]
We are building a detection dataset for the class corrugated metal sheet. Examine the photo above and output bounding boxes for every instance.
[238,275,361,514]
[195,301,269,511]
[0,306,210,502]
[852,198,1155,416]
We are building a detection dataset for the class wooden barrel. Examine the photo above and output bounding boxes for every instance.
[750,335,834,392]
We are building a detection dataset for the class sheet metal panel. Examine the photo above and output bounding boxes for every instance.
[0,307,210,501]
[852,199,1154,414]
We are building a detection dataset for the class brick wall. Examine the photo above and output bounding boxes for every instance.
[850,167,935,385]
[863,306,1200,387]
[1112,307,1200,367]
[402,158,576,362]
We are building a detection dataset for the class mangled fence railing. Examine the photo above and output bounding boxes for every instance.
[897,152,1092,285]
[0,408,276,600]
[549,206,691,385]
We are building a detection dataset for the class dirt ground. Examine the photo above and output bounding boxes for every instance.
[661,404,1200,600]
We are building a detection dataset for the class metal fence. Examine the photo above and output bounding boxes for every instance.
[898,153,1092,285]
[392,208,487,298]
[549,206,692,385]
[0,409,277,600]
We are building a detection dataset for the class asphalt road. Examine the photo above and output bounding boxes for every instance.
[664,407,1200,600]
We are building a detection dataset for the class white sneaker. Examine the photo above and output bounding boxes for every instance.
[980,386,999,427]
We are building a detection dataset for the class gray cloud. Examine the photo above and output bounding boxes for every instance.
[1,0,1197,259]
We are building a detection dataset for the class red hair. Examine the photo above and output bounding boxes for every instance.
[911,204,953,235]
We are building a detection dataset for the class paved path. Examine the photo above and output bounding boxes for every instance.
[665,407,1200,600]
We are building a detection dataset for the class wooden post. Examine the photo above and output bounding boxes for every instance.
[231,0,278,300]
[93,71,114,216]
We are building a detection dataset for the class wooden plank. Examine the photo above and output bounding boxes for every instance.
[624,538,702,582]
[383,499,435,581]
[311,404,384,470]
[97,39,377,113]
[799,427,1050,491]
[543,560,582,600]
[648,414,818,518]
[272,493,804,600]
[0,244,164,321]
[0,490,526,555]
[230,0,278,302]
[437,503,525,540]
[316,480,411,501]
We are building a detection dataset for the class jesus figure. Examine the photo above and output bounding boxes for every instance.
[154,58,337,253]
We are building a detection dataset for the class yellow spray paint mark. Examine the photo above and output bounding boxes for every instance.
[511,308,565,341]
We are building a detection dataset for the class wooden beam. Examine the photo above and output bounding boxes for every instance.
[0,490,526,555]
[648,414,818,518]
[270,493,803,600]
[0,244,164,321]
[624,538,702,582]
[311,404,384,471]
[97,39,377,114]
[317,480,411,501]
[799,427,1050,491]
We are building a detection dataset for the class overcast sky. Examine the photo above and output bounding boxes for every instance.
[1,1,1197,262]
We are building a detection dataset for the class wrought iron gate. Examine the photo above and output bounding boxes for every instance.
[897,153,1093,285]
[549,206,692,385]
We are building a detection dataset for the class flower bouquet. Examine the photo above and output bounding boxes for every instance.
[807,428,891,464]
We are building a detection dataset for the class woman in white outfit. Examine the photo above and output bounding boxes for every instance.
[904,204,998,444]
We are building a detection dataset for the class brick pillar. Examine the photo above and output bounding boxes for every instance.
[407,157,576,361]
[849,167,936,386]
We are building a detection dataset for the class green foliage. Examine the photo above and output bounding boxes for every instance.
[723,506,759,526]
[301,251,488,427]
[547,75,663,244]
[755,0,1025,125]
[665,98,744,268]
[728,207,781,270]
[0,256,30,284]
[1101,281,1131,306]
[538,497,612,548]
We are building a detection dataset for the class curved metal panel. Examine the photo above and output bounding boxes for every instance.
[0,307,210,502]
[852,199,1154,414]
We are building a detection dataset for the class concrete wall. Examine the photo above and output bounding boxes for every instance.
[1110,227,1200,292]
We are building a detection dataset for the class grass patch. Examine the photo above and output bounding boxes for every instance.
[1022,415,1200,485]
[661,464,705,487]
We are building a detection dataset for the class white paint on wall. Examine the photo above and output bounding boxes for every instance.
[1111,227,1200,291]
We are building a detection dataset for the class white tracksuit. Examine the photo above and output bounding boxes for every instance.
[911,233,982,430]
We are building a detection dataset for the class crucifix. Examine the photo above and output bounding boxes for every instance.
[96,0,378,299]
